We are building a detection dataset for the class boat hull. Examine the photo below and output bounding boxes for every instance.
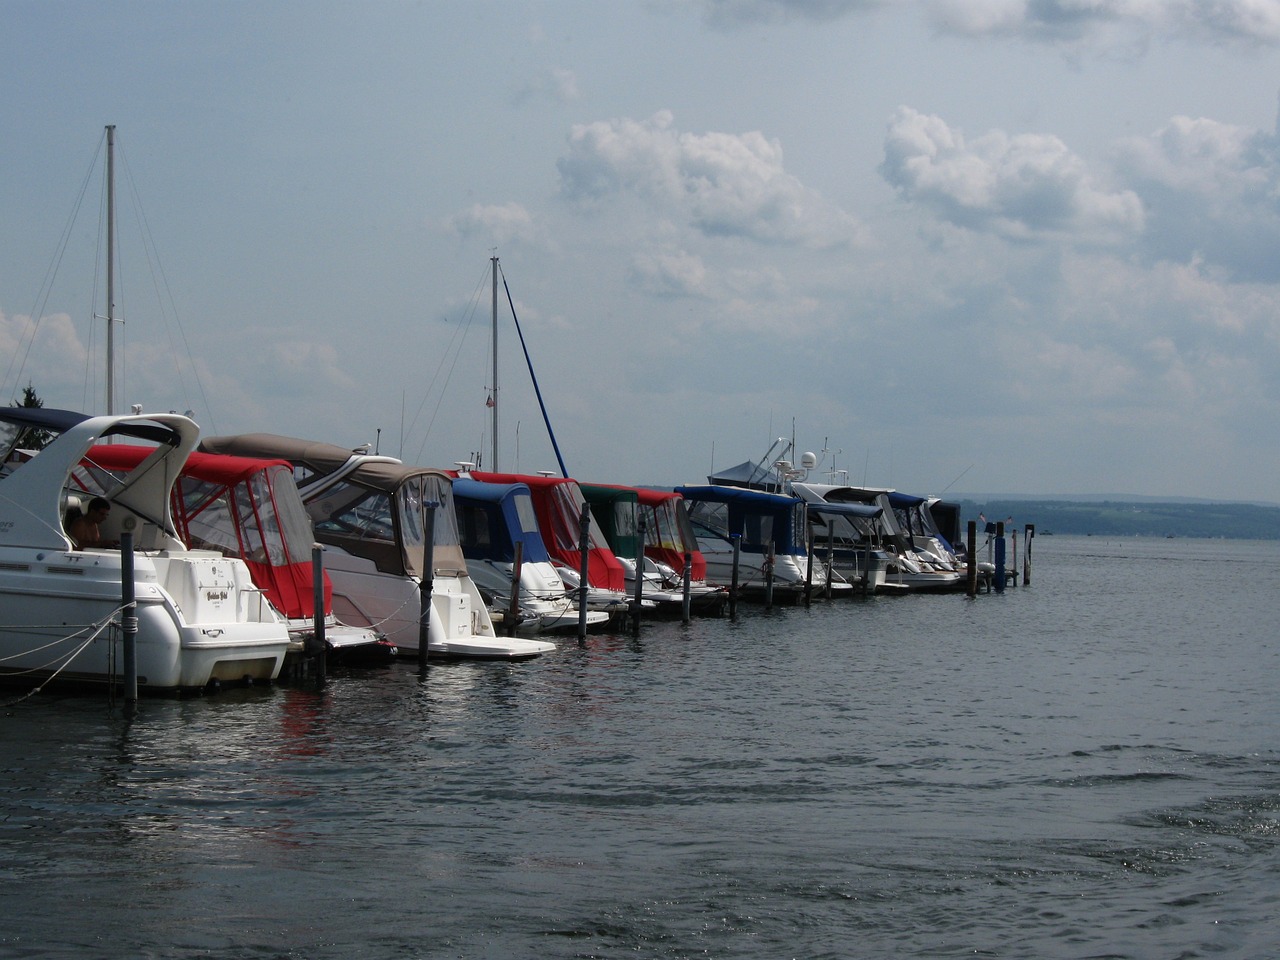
[0,547,289,693]
[320,549,554,659]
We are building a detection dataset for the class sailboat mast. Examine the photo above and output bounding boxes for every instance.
[491,254,499,472]
[105,124,116,417]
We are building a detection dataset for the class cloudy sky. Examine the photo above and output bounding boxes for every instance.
[4,0,1280,502]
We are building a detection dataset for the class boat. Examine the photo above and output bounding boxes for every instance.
[579,482,727,616]
[0,406,292,693]
[452,476,609,633]
[198,434,554,660]
[886,490,970,587]
[794,493,891,594]
[464,471,631,615]
[793,482,963,591]
[77,443,394,662]
[674,484,852,600]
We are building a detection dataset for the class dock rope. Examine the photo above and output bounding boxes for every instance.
[0,604,128,707]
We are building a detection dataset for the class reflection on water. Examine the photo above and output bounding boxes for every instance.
[1,536,1278,958]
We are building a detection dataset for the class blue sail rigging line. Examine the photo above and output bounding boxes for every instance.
[499,268,570,479]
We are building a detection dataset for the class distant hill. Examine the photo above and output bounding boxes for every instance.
[951,499,1280,539]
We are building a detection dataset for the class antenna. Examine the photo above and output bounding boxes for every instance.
[937,464,974,496]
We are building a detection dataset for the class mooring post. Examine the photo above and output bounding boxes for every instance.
[764,542,775,610]
[311,543,327,685]
[826,524,836,600]
[1011,526,1019,587]
[121,532,138,703]
[507,541,523,636]
[729,533,742,618]
[994,521,1006,594]
[804,528,814,606]
[1024,524,1035,586]
[577,502,591,643]
[966,520,977,597]
[418,500,439,674]
[632,517,645,635]
[681,553,692,624]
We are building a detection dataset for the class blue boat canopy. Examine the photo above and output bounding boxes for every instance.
[676,484,807,555]
[452,478,552,565]
[886,491,926,508]
[675,484,800,508]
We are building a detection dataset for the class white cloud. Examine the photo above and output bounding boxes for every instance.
[628,249,711,298]
[696,0,886,28]
[880,106,1144,242]
[927,0,1280,47]
[1113,115,1280,279]
[512,66,582,105]
[443,202,539,245]
[1,309,92,407]
[558,110,862,246]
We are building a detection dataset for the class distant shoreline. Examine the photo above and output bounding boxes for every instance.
[953,498,1280,540]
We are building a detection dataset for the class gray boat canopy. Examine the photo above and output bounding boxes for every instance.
[200,433,465,579]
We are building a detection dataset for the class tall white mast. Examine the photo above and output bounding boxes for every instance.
[491,254,499,472]
[105,124,116,416]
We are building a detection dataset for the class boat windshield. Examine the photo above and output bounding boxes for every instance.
[545,483,609,554]
[643,497,699,554]
[0,420,20,464]
[310,480,397,544]
[396,473,464,576]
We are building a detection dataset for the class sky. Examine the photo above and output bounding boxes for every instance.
[4,0,1280,502]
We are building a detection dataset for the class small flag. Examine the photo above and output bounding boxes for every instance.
[485,394,495,408]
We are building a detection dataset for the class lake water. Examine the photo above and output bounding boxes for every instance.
[2,535,1278,959]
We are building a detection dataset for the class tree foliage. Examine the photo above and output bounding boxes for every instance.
[9,383,54,451]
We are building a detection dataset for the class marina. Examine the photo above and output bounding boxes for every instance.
[1,397,1024,694]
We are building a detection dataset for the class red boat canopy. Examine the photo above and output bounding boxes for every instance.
[80,444,330,620]
[634,488,707,582]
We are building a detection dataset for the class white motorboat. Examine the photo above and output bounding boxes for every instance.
[80,443,393,662]
[0,407,292,693]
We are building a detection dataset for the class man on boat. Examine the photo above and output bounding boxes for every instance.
[67,496,118,549]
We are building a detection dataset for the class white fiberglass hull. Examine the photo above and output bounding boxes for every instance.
[0,547,290,693]
[465,558,609,634]
[319,549,554,659]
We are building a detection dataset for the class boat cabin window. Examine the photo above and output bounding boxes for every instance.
[457,500,494,551]
[741,512,774,551]
[310,481,396,544]
[687,500,730,538]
